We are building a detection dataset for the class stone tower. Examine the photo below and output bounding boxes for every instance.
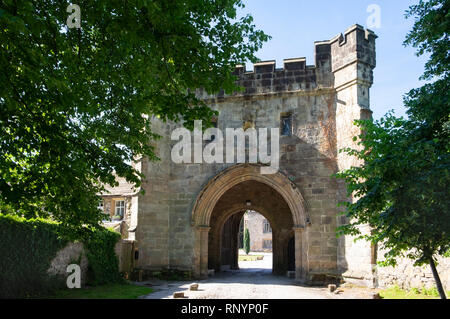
[134,24,377,284]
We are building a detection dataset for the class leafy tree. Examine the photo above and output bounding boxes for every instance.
[244,227,250,255]
[336,0,449,299]
[0,1,269,229]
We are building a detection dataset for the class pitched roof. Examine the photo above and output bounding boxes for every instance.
[101,176,139,196]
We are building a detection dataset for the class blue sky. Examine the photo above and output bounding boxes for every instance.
[237,0,429,120]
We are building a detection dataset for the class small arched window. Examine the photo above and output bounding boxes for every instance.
[281,113,293,136]
[263,219,272,233]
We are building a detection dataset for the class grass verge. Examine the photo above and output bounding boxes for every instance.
[379,285,449,299]
[238,255,264,261]
[44,283,153,299]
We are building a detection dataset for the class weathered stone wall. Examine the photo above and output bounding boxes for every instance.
[47,240,135,286]
[375,249,450,291]
[47,242,89,286]
[330,25,377,286]
[115,239,136,275]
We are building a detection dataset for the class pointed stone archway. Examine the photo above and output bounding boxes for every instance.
[191,164,310,281]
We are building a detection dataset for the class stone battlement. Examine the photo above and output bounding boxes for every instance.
[196,24,377,100]
[230,58,318,95]
[196,57,321,100]
[232,57,311,75]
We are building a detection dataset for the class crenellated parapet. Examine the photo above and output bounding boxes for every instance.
[231,58,319,95]
[329,24,377,73]
[197,24,377,101]
[196,58,321,100]
[330,24,377,94]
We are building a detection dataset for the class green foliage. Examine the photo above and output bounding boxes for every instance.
[422,287,440,296]
[0,214,68,298]
[379,285,449,299]
[335,114,450,267]
[84,226,122,286]
[128,269,192,281]
[243,227,250,255]
[379,285,445,299]
[0,213,123,297]
[404,0,449,80]
[45,283,154,299]
[410,287,421,295]
[0,0,270,230]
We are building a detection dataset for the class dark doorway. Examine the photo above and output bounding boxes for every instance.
[287,236,295,271]
[238,217,244,249]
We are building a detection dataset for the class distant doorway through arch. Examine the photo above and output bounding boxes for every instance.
[219,210,273,271]
[235,210,273,271]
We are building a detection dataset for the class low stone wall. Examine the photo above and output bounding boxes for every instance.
[47,242,89,285]
[340,240,450,291]
[47,239,136,286]
[376,255,450,291]
[102,220,130,239]
[115,239,136,275]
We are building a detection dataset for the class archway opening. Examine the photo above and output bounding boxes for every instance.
[207,179,294,276]
[192,164,308,280]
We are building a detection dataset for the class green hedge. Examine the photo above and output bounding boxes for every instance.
[0,215,67,298]
[84,227,122,286]
[0,214,122,298]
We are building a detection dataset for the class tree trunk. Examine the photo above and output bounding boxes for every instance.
[428,256,447,299]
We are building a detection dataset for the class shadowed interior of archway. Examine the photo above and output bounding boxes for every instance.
[207,180,296,276]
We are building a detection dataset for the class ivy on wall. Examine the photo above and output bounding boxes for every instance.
[0,214,122,298]
[84,227,122,286]
[0,214,67,298]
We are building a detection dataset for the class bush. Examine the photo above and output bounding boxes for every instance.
[84,227,122,286]
[244,228,250,255]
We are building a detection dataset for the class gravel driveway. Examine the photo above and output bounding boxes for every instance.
[140,253,334,299]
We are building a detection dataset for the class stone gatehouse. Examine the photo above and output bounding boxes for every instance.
[133,24,379,285]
